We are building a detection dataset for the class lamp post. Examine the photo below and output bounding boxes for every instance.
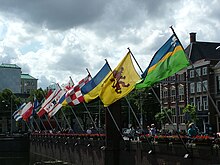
[10,96,13,135]
[2,100,9,133]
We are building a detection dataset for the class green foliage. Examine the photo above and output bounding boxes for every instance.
[155,109,172,125]
[126,87,160,126]
[183,104,197,123]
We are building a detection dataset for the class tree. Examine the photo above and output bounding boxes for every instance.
[155,109,172,128]
[182,104,197,124]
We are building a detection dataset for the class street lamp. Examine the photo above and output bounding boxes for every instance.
[10,96,12,135]
[1,100,8,134]
[2,96,13,135]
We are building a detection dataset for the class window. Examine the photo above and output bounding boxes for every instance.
[190,98,195,106]
[163,88,168,103]
[196,97,201,111]
[178,84,184,101]
[179,74,185,81]
[202,96,208,110]
[190,70,194,78]
[170,86,176,102]
[202,80,208,92]
[202,67,207,75]
[196,68,201,77]
[197,82,202,92]
[190,83,195,93]
[169,76,175,83]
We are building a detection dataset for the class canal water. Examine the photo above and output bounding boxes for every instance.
[0,152,71,165]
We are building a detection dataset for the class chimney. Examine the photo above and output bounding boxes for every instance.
[190,32,196,43]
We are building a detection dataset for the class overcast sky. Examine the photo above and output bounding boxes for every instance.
[0,0,219,89]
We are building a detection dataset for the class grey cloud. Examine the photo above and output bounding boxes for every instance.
[0,0,107,30]
[38,75,52,89]
[49,50,90,75]
[87,0,179,40]
[0,0,179,33]
[20,64,31,74]
[0,46,18,63]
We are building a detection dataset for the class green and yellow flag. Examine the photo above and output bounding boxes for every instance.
[99,52,141,107]
[136,34,189,89]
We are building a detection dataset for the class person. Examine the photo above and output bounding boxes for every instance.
[187,123,198,137]
[150,124,156,136]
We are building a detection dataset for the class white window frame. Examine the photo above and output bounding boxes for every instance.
[196,68,201,77]
[190,83,195,93]
[163,88,168,103]
[197,82,202,93]
[170,86,176,102]
[196,97,201,111]
[203,96,208,110]
[190,70,194,78]
[202,67,207,76]
[190,97,195,106]
[178,85,184,101]
[202,80,208,92]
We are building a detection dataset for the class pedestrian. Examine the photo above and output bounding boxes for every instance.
[150,124,156,136]
[187,123,197,137]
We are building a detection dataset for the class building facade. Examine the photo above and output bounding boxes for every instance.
[21,73,38,94]
[0,64,38,134]
[0,64,21,93]
[160,33,220,133]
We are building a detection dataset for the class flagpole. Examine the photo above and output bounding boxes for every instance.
[30,119,36,131]
[38,116,47,130]
[128,48,144,73]
[85,68,105,135]
[53,115,62,131]
[69,76,75,86]
[61,109,72,129]
[130,46,189,154]
[44,114,54,130]
[86,68,91,76]
[70,107,85,132]
[170,26,185,50]
[150,87,189,153]
[24,121,31,132]
[83,102,99,133]
[33,117,41,131]
[125,97,154,152]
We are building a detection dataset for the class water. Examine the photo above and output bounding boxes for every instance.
[0,152,70,165]
[0,152,29,165]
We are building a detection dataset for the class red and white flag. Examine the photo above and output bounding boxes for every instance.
[37,84,62,117]
[47,89,66,117]
[65,74,91,106]
[63,76,75,91]
[21,102,33,121]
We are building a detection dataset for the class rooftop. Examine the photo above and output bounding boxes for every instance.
[185,41,220,63]
[21,73,37,80]
[0,63,21,69]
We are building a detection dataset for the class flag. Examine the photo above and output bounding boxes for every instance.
[60,77,75,106]
[81,62,111,103]
[136,34,190,89]
[45,88,53,98]
[47,89,66,118]
[37,84,61,117]
[62,77,75,91]
[13,103,26,121]
[65,74,91,106]
[21,102,33,121]
[99,52,140,107]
